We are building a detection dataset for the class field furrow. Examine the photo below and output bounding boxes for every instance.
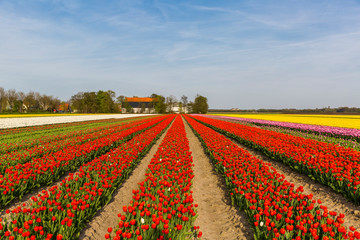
[0,116,174,239]
[185,115,358,239]
[222,129,360,231]
[79,116,174,240]
[0,116,168,210]
[183,117,253,240]
[0,118,150,174]
[191,115,360,204]
[1,113,359,240]
[103,115,201,240]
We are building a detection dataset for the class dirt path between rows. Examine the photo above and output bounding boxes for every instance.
[79,121,173,240]
[226,136,360,231]
[183,118,254,240]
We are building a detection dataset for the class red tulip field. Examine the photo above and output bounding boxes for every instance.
[0,114,360,240]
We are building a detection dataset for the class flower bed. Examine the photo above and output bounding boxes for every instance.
[107,115,201,240]
[0,117,151,174]
[0,117,140,154]
[185,115,359,240]
[205,115,360,142]
[0,116,169,210]
[191,115,360,205]
[0,116,174,239]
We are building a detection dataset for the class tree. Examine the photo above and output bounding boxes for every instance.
[165,95,177,113]
[0,87,6,113]
[0,88,62,113]
[96,90,118,113]
[49,96,61,112]
[150,93,166,114]
[34,92,42,111]
[38,94,53,111]
[108,90,119,113]
[140,103,146,113]
[178,102,183,114]
[117,95,125,113]
[117,95,125,105]
[193,94,208,114]
[70,92,84,112]
[6,89,18,112]
[82,92,97,113]
[180,95,188,113]
[187,101,194,113]
[122,99,133,113]
[17,91,26,113]
[70,90,118,113]
[23,91,37,112]
[97,90,110,113]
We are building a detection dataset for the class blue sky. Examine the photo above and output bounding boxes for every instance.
[1,0,360,109]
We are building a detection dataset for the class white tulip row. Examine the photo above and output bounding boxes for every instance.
[0,114,158,129]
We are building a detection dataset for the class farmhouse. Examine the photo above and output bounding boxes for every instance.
[124,97,155,113]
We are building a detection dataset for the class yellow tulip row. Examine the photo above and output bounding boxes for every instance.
[211,113,360,129]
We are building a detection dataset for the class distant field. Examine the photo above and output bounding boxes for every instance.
[0,114,156,129]
[210,113,360,129]
[0,113,117,118]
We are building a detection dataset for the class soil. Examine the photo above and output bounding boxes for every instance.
[183,118,254,240]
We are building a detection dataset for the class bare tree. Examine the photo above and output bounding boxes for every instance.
[38,94,53,111]
[180,95,188,113]
[107,90,116,100]
[50,97,61,111]
[0,88,64,113]
[165,95,177,113]
[23,91,37,112]
[0,87,6,113]
[17,91,26,112]
[34,92,42,111]
[6,89,18,112]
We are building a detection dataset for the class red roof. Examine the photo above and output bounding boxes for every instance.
[126,97,154,102]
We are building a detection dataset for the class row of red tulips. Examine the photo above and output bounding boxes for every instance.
[0,117,139,155]
[0,117,146,174]
[106,115,201,240]
[191,115,360,205]
[0,115,174,240]
[0,115,168,210]
[184,115,358,240]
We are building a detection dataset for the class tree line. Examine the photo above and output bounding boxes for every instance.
[0,87,209,114]
[0,87,61,113]
[70,90,119,113]
[209,106,360,114]
[71,91,209,114]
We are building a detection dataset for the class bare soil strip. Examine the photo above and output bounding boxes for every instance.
[78,121,173,240]
[183,119,254,240]
[226,136,360,231]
